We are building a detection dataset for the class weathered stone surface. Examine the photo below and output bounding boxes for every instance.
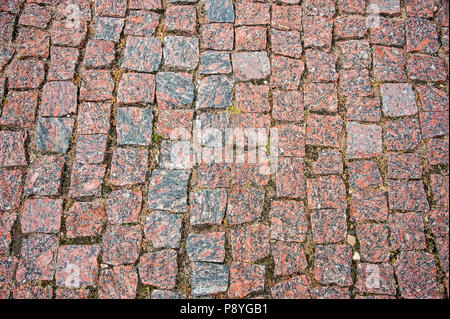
[271,276,310,299]
[163,36,199,70]
[314,245,353,286]
[116,107,153,146]
[55,245,100,288]
[190,189,227,226]
[36,118,74,154]
[381,83,417,117]
[0,131,27,167]
[107,189,142,224]
[272,241,307,276]
[228,263,265,298]
[0,169,23,211]
[102,225,142,266]
[270,200,308,243]
[230,224,270,263]
[122,36,162,72]
[110,148,148,186]
[199,51,232,75]
[187,232,225,263]
[99,265,138,299]
[69,163,106,198]
[156,72,194,109]
[117,73,155,104]
[196,75,233,109]
[205,0,234,23]
[346,122,382,159]
[191,262,229,296]
[395,252,440,299]
[232,52,271,81]
[144,210,182,249]
[311,209,347,244]
[147,169,190,212]
[227,187,265,225]
[139,250,178,289]
[16,234,58,283]
[21,198,62,234]
[65,201,106,238]
[40,81,77,117]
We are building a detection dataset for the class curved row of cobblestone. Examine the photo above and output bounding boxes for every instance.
[0,0,448,299]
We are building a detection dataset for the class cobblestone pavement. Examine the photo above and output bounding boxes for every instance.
[0,0,449,299]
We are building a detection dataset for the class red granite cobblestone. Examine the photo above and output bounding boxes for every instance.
[381,83,417,117]
[0,212,16,255]
[0,12,15,42]
[139,249,177,289]
[77,102,111,134]
[270,200,308,243]
[75,134,108,164]
[0,131,27,167]
[373,45,407,82]
[272,241,307,276]
[346,97,381,122]
[8,59,45,89]
[84,40,115,68]
[110,148,148,186]
[311,209,347,244]
[230,223,270,263]
[272,4,302,31]
[201,23,234,50]
[0,169,24,211]
[388,180,429,212]
[19,3,51,28]
[355,263,396,296]
[335,16,368,39]
[407,54,447,82]
[304,83,338,113]
[50,19,88,47]
[307,114,343,147]
[276,157,306,198]
[384,118,421,151]
[2,0,449,300]
[69,163,106,198]
[406,18,439,54]
[307,175,347,210]
[356,223,390,263]
[21,198,63,234]
[310,148,344,175]
[395,252,440,299]
[144,210,182,249]
[350,189,388,222]
[303,16,333,50]
[235,26,266,51]
[107,189,142,224]
[125,11,159,37]
[271,55,304,89]
[99,265,138,299]
[314,245,352,286]
[15,28,49,58]
[55,245,100,288]
[427,138,449,165]
[227,186,264,225]
[420,111,449,139]
[16,234,58,283]
[65,201,106,238]
[369,17,405,46]
[271,276,310,299]
[103,224,142,266]
[41,81,78,117]
[387,152,422,179]
[228,262,265,298]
